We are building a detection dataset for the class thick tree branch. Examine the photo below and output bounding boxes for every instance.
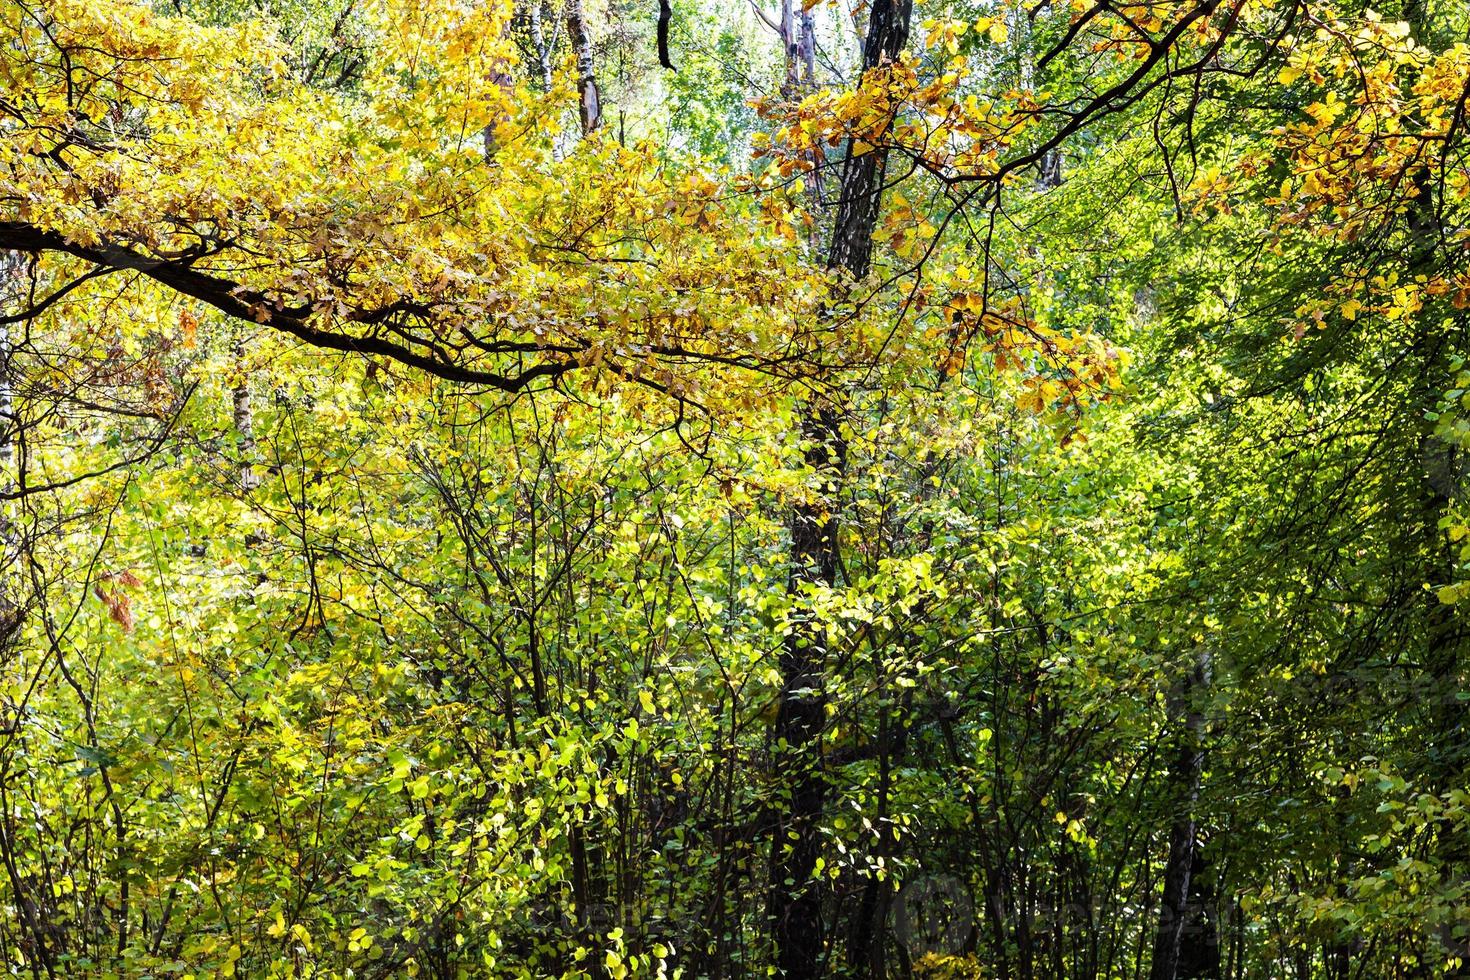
[0,220,573,392]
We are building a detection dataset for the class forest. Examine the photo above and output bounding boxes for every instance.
[0,0,1468,974]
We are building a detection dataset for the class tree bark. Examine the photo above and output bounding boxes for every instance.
[1149,649,1219,980]
[770,406,845,980]
[767,0,912,975]
[526,0,556,92]
[0,253,17,503]
[0,253,21,646]
[232,340,258,493]
[566,0,602,135]
[824,0,909,279]
[779,0,800,98]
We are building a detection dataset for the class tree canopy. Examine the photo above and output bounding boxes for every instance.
[0,0,1469,975]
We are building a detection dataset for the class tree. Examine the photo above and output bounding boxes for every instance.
[3,0,1470,976]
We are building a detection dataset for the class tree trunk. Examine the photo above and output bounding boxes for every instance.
[232,341,258,493]
[0,253,17,509]
[778,0,801,98]
[1396,5,1470,973]
[1149,649,1219,980]
[767,0,911,975]
[798,9,816,90]
[526,0,556,92]
[566,0,601,135]
[769,406,845,980]
[824,0,908,278]
[789,3,823,252]
[0,253,22,648]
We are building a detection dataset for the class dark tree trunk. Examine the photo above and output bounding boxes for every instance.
[824,0,910,280]
[769,406,845,980]
[1150,650,1219,980]
[767,0,912,976]
[1396,6,1470,974]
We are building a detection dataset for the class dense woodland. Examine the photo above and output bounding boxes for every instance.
[0,0,1468,975]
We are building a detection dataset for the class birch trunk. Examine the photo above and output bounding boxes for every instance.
[0,252,20,646]
[526,0,555,91]
[566,0,601,135]
[232,350,258,493]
